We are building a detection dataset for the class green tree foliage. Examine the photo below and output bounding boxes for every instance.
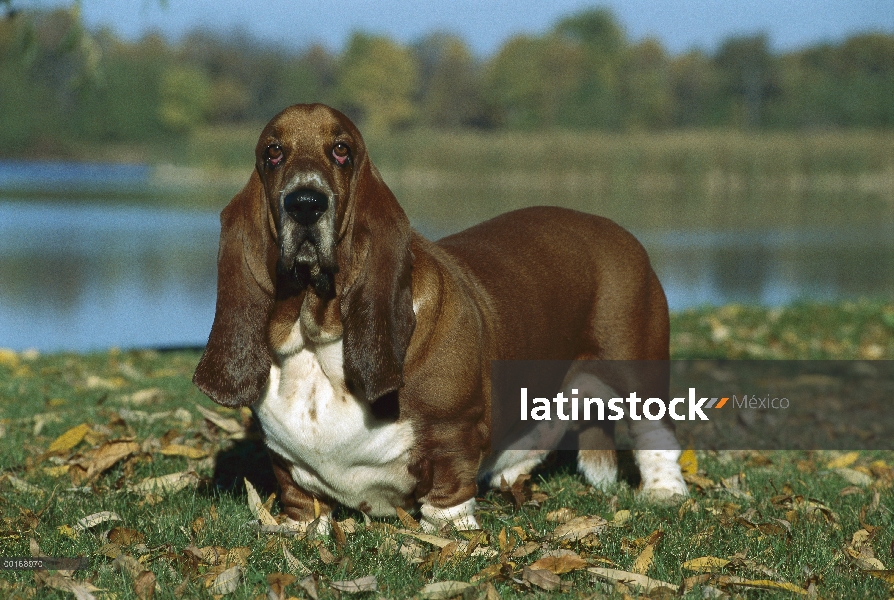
[715,35,778,128]
[484,34,585,129]
[0,6,892,158]
[334,33,418,134]
[158,65,212,133]
[414,33,488,128]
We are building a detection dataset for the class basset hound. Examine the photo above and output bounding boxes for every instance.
[194,104,687,532]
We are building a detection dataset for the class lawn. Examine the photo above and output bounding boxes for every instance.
[1,302,894,598]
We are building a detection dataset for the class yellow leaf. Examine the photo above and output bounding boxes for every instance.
[47,423,91,453]
[498,527,508,552]
[632,544,654,575]
[678,449,698,475]
[244,478,278,526]
[826,452,859,469]
[43,465,70,477]
[160,444,208,459]
[716,575,807,595]
[612,509,631,526]
[866,570,894,584]
[546,507,575,523]
[57,524,78,539]
[682,556,730,572]
[395,506,421,530]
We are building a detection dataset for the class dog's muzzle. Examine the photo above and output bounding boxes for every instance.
[277,184,338,296]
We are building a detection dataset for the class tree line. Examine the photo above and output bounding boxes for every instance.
[1,6,893,155]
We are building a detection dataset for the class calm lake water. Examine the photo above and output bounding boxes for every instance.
[1,160,892,353]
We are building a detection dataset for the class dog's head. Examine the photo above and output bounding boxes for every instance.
[194,104,415,407]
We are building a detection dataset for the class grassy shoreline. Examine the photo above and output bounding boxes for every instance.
[3,128,893,233]
[1,302,894,598]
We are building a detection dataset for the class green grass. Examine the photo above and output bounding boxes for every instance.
[2,302,894,598]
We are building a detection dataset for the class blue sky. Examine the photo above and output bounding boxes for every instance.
[36,0,894,55]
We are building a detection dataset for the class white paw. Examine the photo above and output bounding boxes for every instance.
[635,449,688,502]
[419,498,479,532]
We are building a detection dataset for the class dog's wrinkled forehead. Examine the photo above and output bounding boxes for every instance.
[255,104,362,166]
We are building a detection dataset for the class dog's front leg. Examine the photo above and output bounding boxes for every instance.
[269,451,334,535]
[414,452,481,533]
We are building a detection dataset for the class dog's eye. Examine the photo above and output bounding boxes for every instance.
[332,143,350,165]
[265,144,283,167]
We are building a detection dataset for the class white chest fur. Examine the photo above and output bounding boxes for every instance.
[253,335,417,516]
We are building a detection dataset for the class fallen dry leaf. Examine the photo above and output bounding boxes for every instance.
[612,509,631,526]
[331,518,347,549]
[522,566,561,591]
[43,464,71,477]
[419,580,475,599]
[826,451,860,469]
[266,572,296,600]
[133,570,156,600]
[84,440,140,480]
[329,575,377,593]
[108,527,145,545]
[500,473,531,509]
[833,468,872,486]
[683,473,715,489]
[316,542,336,564]
[208,565,242,595]
[195,404,243,435]
[866,570,894,584]
[35,569,103,600]
[74,511,122,533]
[297,576,319,600]
[160,444,208,459]
[546,507,576,523]
[244,478,278,526]
[510,542,540,559]
[128,471,198,495]
[397,529,497,558]
[632,542,655,575]
[682,556,730,572]
[7,475,45,497]
[119,408,192,425]
[588,567,678,594]
[529,552,588,574]
[47,423,91,454]
[679,448,698,475]
[549,515,608,542]
[712,575,807,595]
[118,388,164,406]
[395,506,421,530]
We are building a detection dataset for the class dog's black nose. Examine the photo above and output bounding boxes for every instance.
[284,188,329,226]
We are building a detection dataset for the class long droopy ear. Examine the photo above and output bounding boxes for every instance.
[340,157,416,404]
[194,171,277,407]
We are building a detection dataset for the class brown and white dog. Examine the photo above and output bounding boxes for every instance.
[193,104,687,532]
